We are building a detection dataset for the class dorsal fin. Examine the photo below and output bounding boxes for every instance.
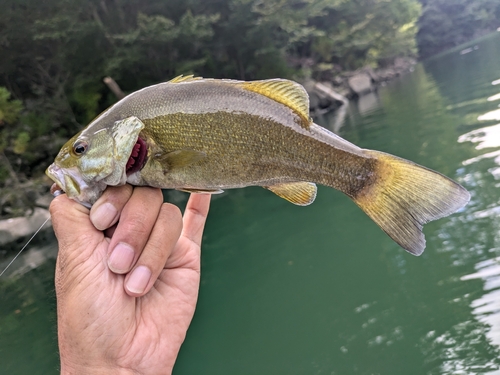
[168,75,203,84]
[238,79,312,129]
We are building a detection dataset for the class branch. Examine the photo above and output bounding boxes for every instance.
[103,77,125,100]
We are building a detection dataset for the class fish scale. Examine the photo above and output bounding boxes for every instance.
[46,75,470,255]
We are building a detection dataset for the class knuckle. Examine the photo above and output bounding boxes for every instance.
[49,197,63,217]
[135,186,163,204]
[120,215,151,240]
[98,185,133,207]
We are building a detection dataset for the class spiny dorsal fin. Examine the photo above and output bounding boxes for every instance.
[238,79,312,129]
[264,182,317,206]
[168,75,203,84]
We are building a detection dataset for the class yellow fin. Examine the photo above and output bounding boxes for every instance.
[159,149,206,169]
[177,188,224,194]
[239,79,312,129]
[168,75,203,83]
[354,150,470,255]
[264,182,317,206]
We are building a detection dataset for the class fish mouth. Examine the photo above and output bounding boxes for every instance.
[45,163,99,208]
[126,137,148,175]
[46,163,67,192]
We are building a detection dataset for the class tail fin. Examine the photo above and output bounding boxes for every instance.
[354,150,470,255]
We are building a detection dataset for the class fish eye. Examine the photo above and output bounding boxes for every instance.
[73,140,88,156]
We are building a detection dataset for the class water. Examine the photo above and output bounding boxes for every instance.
[2,32,500,375]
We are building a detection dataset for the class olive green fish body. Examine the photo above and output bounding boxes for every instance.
[136,115,374,197]
[92,79,372,195]
[46,76,470,255]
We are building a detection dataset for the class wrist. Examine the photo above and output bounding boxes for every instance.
[60,362,137,375]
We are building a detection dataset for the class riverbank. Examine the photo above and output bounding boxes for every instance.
[0,57,417,250]
[304,57,417,114]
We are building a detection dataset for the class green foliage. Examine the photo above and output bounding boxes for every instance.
[13,132,30,155]
[417,0,500,58]
[0,88,22,127]
[310,0,421,69]
[0,0,424,204]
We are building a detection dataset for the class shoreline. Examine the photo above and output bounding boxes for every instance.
[0,57,417,250]
[304,57,417,114]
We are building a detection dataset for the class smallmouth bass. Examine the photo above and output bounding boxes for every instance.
[46,75,470,255]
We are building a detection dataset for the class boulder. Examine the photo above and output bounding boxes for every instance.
[348,73,373,96]
[304,79,348,113]
[0,208,52,246]
[313,82,348,106]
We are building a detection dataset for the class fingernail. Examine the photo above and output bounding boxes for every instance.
[108,243,135,273]
[126,266,152,294]
[91,202,118,230]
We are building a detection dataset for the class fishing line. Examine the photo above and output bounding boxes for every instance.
[0,216,51,277]
[0,187,64,277]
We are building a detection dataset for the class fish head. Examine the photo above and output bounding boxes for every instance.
[46,116,146,207]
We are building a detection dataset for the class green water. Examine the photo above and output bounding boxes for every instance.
[2,33,500,374]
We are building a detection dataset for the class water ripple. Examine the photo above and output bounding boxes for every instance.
[458,123,500,150]
[461,258,500,351]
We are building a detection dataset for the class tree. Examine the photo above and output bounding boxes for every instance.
[0,0,424,216]
[417,0,500,58]
[309,0,421,70]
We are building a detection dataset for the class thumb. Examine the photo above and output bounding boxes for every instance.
[49,194,103,258]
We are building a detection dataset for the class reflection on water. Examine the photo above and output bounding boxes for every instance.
[2,33,500,375]
[478,110,500,122]
[487,93,500,102]
[459,124,500,150]
[450,54,500,374]
[462,257,500,360]
[459,124,500,181]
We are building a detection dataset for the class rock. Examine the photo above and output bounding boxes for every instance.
[36,194,52,208]
[313,82,348,105]
[363,67,380,83]
[304,79,348,114]
[0,208,52,246]
[308,91,321,111]
[348,73,373,96]
[0,242,58,279]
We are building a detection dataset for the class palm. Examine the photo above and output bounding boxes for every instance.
[114,238,202,372]
[53,192,210,374]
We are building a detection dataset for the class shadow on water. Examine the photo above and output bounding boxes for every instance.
[1,32,500,375]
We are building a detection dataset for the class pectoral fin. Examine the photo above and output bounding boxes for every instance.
[264,182,317,206]
[159,149,206,169]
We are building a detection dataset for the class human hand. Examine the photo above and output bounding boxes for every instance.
[49,185,211,375]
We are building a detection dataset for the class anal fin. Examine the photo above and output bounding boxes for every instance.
[264,182,317,206]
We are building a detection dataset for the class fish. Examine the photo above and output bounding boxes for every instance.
[46,75,470,255]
